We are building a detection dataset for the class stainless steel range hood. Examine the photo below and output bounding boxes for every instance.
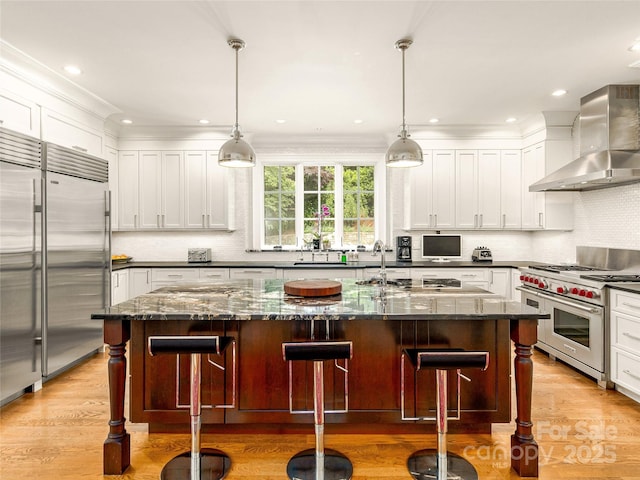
[530,84,640,192]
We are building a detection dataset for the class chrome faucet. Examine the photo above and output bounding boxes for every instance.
[372,239,387,286]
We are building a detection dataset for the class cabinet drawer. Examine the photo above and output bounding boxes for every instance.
[610,290,640,316]
[229,268,277,279]
[199,268,229,280]
[611,311,640,356]
[362,268,410,280]
[151,268,199,282]
[412,268,488,281]
[611,348,640,395]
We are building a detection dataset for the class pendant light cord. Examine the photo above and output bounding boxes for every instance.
[235,45,239,130]
[401,45,406,133]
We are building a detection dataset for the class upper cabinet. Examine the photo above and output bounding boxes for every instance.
[117,149,234,231]
[0,88,40,137]
[522,141,573,230]
[405,150,455,229]
[455,150,501,229]
[40,108,105,158]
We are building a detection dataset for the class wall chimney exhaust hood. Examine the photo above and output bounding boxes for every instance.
[529,85,640,192]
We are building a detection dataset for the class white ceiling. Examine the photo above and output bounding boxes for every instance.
[2,1,640,143]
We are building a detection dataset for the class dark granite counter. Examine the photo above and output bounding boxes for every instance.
[93,278,548,321]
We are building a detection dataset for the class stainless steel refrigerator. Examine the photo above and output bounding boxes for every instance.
[1,127,110,404]
[41,142,110,379]
[0,128,43,405]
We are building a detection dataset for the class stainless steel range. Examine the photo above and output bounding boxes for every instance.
[518,247,640,388]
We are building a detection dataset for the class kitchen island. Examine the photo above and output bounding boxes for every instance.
[93,278,548,477]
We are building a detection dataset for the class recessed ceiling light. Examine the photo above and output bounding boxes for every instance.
[64,65,82,75]
[198,119,210,125]
[505,117,517,123]
[275,119,286,124]
[353,119,363,124]
[429,118,440,123]
[628,40,640,52]
[552,89,567,97]
[121,119,133,125]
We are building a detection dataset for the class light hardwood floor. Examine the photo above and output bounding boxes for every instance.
[1,349,640,479]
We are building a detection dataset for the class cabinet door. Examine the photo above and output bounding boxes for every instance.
[431,150,456,228]
[184,151,208,228]
[521,143,545,229]
[41,108,104,157]
[0,88,40,137]
[117,151,139,229]
[488,269,510,298]
[138,151,162,229]
[477,150,501,228]
[455,150,478,228]
[111,270,129,305]
[129,268,152,298]
[206,152,234,230]
[161,152,184,228]
[500,150,522,229]
[404,150,433,229]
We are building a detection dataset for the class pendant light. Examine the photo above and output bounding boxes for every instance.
[385,39,423,167]
[218,38,256,167]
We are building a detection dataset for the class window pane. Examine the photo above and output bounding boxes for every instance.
[320,194,334,217]
[264,166,279,191]
[320,166,335,191]
[281,193,295,217]
[281,220,296,246]
[281,166,296,191]
[343,219,358,245]
[264,193,279,218]
[304,166,318,191]
[361,192,374,217]
[343,192,358,218]
[264,220,280,245]
[343,166,358,190]
[360,166,375,190]
[304,193,318,218]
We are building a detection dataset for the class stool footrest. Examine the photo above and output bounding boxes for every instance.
[403,348,489,371]
[283,341,352,362]
[149,335,234,356]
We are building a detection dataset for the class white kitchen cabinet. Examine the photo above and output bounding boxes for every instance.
[281,268,359,280]
[199,268,230,281]
[411,267,489,290]
[184,151,235,230]
[362,267,410,281]
[151,268,200,289]
[521,141,573,230]
[0,88,40,137]
[40,108,104,158]
[455,150,501,229]
[500,150,522,229]
[105,146,118,231]
[610,289,640,402]
[111,270,129,306]
[139,151,184,229]
[129,268,153,298]
[117,151,139,229]
[487,268,511,298]
[229,268,278,279]
[405,150,455,229]
[511,268,522,301]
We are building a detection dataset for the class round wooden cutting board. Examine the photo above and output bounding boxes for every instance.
[284,279,342,297]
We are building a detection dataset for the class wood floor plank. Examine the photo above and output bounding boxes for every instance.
[1,349,640,479]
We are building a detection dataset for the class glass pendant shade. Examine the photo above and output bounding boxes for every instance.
[385,39,423,168]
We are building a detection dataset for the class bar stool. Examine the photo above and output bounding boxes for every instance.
[148,335,236,480]
[282,340,353,480]
[401,348,489,480]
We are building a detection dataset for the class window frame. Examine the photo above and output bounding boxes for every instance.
[251,153,386,251]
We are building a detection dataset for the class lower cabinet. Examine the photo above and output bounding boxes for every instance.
[281,268,360,280]
[487,268,511,298]
[111,270,129,306]
[199,268,230,281]
[610,289,640,403]
[412,268,489,290]
[151,268,200,289]
[129,268,152,298]
[229,268,278,279]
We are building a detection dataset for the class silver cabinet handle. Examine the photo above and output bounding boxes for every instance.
[202,214,206,227]
[162,214,165,227]
[206,214,211,227]
[502,214,506,228]
[146,270,150,283]
[134,214,138,228]
[157,214,160,227]
[434,214,438,227]
[622,332,640,341]
[623,369,640,381]
[538,212,544,227]
[167,274,183,278]
[428,214,433,227]
[479,214,483,227]
[71,145,88,152]
[474,214,478,228]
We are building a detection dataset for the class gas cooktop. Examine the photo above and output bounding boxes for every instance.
[580,274,640,282]
[529,264,604,273]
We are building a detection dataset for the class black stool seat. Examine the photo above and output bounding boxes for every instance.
[149,335,233,356]
[402,347,489,480]
[403,348,489,371]
[283,341,352,362]
[283,340,353,480]
[148,335,235,480]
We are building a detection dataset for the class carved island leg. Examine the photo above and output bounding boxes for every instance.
[103,319,131,475]
[510,318,539,477]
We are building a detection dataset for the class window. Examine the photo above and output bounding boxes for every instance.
[257,160,382,250]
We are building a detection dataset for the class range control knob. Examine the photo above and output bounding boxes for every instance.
[520,275,525,281]
[557,286,567,294]
[571,287,579,295]
[579,289,587,297]
[585,290,599,299]
[533,278,540,285]
[538,281,548,289]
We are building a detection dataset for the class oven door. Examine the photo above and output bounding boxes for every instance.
[518,287,604,371]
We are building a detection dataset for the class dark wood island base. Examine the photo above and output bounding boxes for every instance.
[94,279,547,477]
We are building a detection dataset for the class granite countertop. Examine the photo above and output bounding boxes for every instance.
[92,278,549,321]
[112,260,537,271]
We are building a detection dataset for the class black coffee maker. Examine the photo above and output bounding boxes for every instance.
[396,236,412,262]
